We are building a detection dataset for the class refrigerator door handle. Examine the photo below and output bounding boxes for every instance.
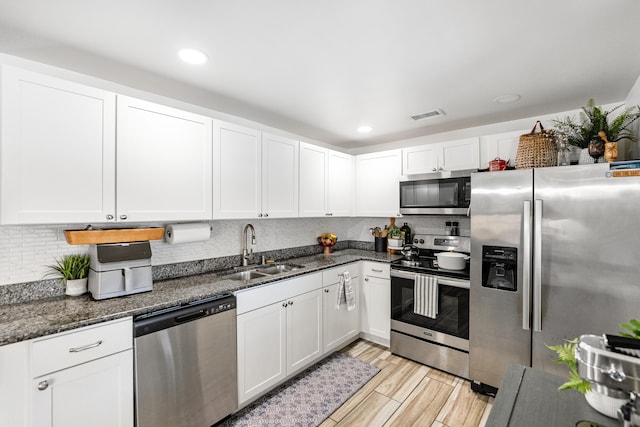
[533,199,543,332]
[522,200,531,331]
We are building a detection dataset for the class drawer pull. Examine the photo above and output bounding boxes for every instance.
[38,380,49,391]
[371,269,383,273]
[69,340,103,353]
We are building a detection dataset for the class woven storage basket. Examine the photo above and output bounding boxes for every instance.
[515,121,557,169]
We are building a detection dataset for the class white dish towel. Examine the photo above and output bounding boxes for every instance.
[336,271,356,311]
[414,275,438,319]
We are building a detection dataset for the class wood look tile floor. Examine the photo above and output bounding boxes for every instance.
[321,340,494,427]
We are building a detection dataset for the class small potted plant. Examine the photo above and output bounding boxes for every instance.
[552,99,640,164]
[46,254,91,296]
[387,227,404,250]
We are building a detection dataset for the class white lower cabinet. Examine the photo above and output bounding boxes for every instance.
[29,317,134,427]
[31,350,133,427]
[361,262,391,346]
[322,263,361,353]
[236,273,323,405]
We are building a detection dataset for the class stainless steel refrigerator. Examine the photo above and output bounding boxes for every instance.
[469,163,640,393]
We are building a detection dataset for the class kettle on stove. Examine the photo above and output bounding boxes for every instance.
[401,244,420,261]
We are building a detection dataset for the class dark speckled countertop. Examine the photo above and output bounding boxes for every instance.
[0,249,401,346]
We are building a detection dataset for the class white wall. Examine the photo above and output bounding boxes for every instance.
[0,215,466,286]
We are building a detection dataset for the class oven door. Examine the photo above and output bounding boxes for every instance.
[391,269,469,349]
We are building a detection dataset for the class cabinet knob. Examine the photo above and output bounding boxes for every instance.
[106,214,114,220]
[282,302,288,308]
[324,288,330,293]
[287,300,293,306]
[119,214,127,220]
[432,168,437,172]
[264,213,269,217]
[38,380,49,391]
[364,277,369,282]
[258,213,263,218]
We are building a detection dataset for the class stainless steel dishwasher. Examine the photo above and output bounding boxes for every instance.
[134,294,237,427]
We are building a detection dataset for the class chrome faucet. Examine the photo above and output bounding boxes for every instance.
[242,224,256,266]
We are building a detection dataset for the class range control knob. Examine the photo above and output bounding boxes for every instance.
[419,239,425,244]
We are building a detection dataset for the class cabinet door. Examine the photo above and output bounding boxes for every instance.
[323,281,360,353]
[355,150,402,217]
[480,130,523,169]
[362,276,390,343]
[31,349,133,427]
[440,137,480,171]
[237,302,287,404]
[262,133,299,218]
[0,65,116,224]
[116,96,212,222]
[286,289,323,374]
[298,142,328,217]
[327,150,354,217]
[0,340,29,427]
[402,144,439,175]
[213,120,262,218]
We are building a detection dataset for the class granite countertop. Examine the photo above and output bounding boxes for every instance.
[0,249,401,346]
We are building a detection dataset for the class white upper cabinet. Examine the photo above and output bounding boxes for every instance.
[327,150,354,217]
[480,130,524,169]
[355,149,402,217]
[0,65,116,224]
[116,96,213,222]
[299,142,353,217]
[262,133,299,218]
[402,137,480,175]
[213,120,298,219]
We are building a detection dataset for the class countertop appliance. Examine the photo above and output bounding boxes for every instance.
[390,234,470,378]
[577,334,640,426]
[399,170,472,215]
[134,294,237,427]
[470,164,640,395]
[88,241,153,300]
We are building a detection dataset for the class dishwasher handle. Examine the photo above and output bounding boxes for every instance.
[175,309,207,324]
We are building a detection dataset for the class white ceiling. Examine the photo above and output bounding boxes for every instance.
[1,0,639,150]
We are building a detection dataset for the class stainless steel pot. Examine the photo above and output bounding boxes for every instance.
[435,251,469,270]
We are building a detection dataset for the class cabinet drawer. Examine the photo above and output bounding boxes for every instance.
[362,261,390,279]
[236,272,322,315]
[31,317,132,377]
[322,263,360,287]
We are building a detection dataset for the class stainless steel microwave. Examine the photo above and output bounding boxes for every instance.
[399,170,472,215]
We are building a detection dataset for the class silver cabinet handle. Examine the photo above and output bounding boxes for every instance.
[364,277,369,281]
[324,288,330,293]
[287,301,293,306]
[119,214,127,220]
[522,200,532,331]
[282,302,288,307]
[258,213,263,217]
[38,380,49,391]
[533,199,543,332]
[372,269,383,273]
[69,340,103,353]
[106,214,114,220]
[264,213,268,217]
[432,168,437,172]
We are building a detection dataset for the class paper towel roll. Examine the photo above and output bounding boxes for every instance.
[164,223,211,244]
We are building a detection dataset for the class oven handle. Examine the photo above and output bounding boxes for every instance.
[390,269,469,289]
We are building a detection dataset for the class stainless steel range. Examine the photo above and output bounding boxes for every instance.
[390,234,470,379]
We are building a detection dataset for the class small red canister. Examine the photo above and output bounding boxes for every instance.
[489,157,508,171]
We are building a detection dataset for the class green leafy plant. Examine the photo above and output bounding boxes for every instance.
[388,227,403,238]
[620,319,640,339]
[547,338,592,394]
[46,254,91,281]
[552,99,640,149]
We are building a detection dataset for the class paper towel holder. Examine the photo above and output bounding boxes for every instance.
[164,222,212,244]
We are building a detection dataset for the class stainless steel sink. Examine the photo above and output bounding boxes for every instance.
[221,270,268,281]
[255,263,302,275]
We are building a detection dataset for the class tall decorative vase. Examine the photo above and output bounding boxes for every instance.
[604,142,618,162]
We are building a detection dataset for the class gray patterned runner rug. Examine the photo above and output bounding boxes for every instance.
[221,352,380,427]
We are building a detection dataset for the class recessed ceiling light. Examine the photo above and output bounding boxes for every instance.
[178,48,208,65]
[494,94,521,104]
[357,125,372,133]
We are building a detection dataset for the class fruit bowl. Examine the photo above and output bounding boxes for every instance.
[318,233,337,253]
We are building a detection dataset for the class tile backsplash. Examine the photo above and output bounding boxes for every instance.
[0,216,469,286]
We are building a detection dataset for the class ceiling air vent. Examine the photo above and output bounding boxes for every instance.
[410,109,446,121]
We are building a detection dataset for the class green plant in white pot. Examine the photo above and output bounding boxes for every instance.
[46,254,91,296]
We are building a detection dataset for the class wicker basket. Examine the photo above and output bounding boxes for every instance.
[515,121,557,169]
